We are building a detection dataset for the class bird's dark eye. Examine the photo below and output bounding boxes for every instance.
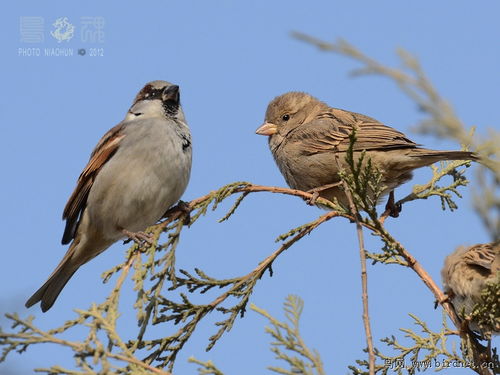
[282,114,290,121]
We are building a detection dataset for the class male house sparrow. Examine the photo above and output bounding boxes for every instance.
[26,80,192,312]
[256,92,476,210]
[441,242,500,335]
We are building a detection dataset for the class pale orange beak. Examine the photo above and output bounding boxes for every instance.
[255,122,278,136]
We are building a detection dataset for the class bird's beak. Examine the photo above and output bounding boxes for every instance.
[162,85,180,104]
[255,122,278,136]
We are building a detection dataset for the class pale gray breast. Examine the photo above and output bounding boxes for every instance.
[87,116,192,237]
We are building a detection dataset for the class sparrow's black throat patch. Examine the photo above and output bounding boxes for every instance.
[162,100,179,117]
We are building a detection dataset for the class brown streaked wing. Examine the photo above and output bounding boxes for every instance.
[61,123,126,244]
[294,110,418,154]
[463,243,498,271]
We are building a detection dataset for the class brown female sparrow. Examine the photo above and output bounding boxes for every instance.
[255,92,477,211]
[26,80,192,312]
[441,242,499,335]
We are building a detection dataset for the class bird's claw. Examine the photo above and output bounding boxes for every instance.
[391,202,402,218]
[434,293,453,309]
[306,191,320,206]
[162,200,191,225]
[122,230,154,246]
[380,191,402,223]
[177,200,191,225]
[385,191,402,218]
[306,183,341,205]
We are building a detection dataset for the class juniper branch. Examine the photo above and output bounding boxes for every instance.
[349,312,497,375]
[333,128,376,375]
[251,295,325,375]
[0,251,170,375]
[188,357,225,375]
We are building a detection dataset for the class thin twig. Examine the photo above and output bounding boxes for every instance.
[330,134,375,375]
[110,353,172,375]
[353,223,375,375]
[163,184,376,232]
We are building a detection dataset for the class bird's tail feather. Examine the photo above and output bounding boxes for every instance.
[411,149,477,167]
[25,242,79,312]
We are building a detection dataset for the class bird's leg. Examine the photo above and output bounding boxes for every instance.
[306,182,342,205]
[386,190,402,217]
[162,200,191,225]
[434,291,454,309]
[122,229,154,245]
[380,191,402,223]
[307,191,320,206]
[177,200,191,225]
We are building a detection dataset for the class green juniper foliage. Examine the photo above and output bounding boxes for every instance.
[251,295,325,375]
[469,275,500,340]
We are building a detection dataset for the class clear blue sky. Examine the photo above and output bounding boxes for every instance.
[1,1,499,374]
